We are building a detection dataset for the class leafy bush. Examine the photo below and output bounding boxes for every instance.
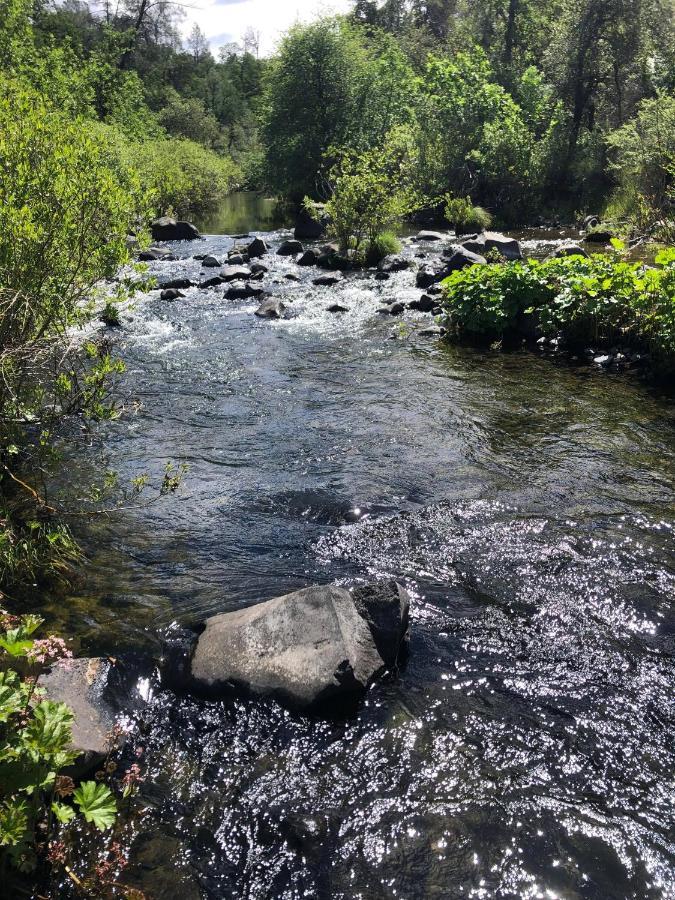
[365,231,401,265]
[441,247,675,372]
[0,611,117,874]
[100,125,241,218]
[444,195,493,234]
[323,127,419,259]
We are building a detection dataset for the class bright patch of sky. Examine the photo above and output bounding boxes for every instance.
[180,0,353,57]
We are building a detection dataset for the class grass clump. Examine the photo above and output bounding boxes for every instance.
[444,195,492,235]
[365,231,401,265]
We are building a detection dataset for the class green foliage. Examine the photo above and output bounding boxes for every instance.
[261,20,415,200]
[99,124,241,218]
[444,195,493,234]
[365,231,402,265]
[606,94,675,232]
[323,128,419,258]
[441,249,675,372]
[0,612,116,874]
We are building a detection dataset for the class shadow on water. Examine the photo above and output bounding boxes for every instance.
[43,225,675,898]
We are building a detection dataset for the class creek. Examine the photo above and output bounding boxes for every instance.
[49,197,675,898]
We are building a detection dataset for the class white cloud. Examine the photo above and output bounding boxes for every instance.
[180,0,352,57]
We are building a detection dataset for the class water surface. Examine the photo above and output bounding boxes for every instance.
[51,226,675,898]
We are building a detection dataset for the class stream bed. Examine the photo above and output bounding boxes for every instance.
[49,216,675,899]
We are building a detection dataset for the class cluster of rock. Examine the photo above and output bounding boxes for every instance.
[39,581,411,766]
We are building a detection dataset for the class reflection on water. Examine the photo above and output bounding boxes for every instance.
[197,191,291,235]
[48,228,675,898]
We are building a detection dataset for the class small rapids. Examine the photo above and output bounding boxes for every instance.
[48,223,675,898]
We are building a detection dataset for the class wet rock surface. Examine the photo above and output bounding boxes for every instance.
[188,582,410,710]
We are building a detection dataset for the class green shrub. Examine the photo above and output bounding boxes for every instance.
[100,126,241,218]
[441,247,675,372]
[444,194,493,234]
[365,231,401,265]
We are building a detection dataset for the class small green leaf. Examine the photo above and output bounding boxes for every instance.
[51,801,76,824]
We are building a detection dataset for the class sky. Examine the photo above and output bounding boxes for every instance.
[179,0,353,57]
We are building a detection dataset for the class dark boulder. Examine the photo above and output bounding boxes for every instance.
[225,283,265,299]
[285,273,300,281]
[187,581,409,710]
[151,217,200,242]
[294,204,328,240]
[327,302,349,313]
[158,278,195,290]
[408,294,436,312]
[375,271,390,281]
[378,301,405,315]
[247,237,268,258]
[546,243,589,260]
[250,262,268,275]
[444,246,487,271]
[313,273,343,286]
[416,267,437,289]
[202,255,222,268]
[277,239,304,257]
[199,275,226,289]
[584,230,614,244]
[255,298,286,319]
[297,249,319,267]
[160,288,185,301]
[227,253,245,265]
[377,255,411,273]
[138,247,176,262]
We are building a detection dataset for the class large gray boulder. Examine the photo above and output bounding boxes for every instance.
[546,242,589,260]
[462,231,522,260]
[39,658,119,771]
[221,265,252,282]
[444,246,487,271]
[151,217,201,242]
[378,254,412,273]
[188,582,409,710]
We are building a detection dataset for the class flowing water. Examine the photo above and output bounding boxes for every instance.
[48,208,675,899]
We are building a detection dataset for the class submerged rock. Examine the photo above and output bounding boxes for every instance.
[419,324,447,337]
[413,230,446,242]
[313,273,343,286]
[250,262,269,275]
[158,277,195,290]
[138,247,176,262]
[199,275,226,289]
[327,302,349,313]
[378,302,405,315]
[160,288,185,301]
[377,254,411,273]
[150,217,201,242]
[584,230,614,244]
[187,581,410,710]
[225,283,265,299]
[255,298,286,319]
[277,239,304,256]
[407,294,437,312]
